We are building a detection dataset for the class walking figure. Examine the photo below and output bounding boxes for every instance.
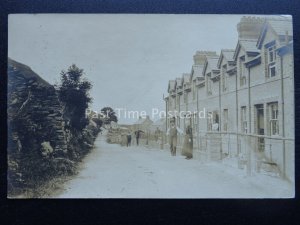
[166,118,182,156]
[134,130,144,146]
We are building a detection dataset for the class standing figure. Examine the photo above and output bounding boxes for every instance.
[167,119,182,156]
[126,131,132,147]
[154,127,160,142]
[182,124,193,159]
[134,130,144,146]
[131,131,135,146]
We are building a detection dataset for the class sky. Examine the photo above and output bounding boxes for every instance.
[8,14,244,124]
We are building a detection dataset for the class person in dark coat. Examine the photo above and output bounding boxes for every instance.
[126,132,132,147]
[134,130,144,146]
[182,124,193,159]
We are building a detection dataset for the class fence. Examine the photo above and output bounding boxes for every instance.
[107,128,294,181]
[193,132,294,181]
[154,131,293,181]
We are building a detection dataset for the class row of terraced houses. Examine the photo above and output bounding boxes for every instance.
[164,16,294,181]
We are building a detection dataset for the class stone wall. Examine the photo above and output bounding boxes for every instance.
[7,58,68,157]
[7,58,100,197]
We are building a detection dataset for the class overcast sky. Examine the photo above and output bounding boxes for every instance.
[8,14,243,124]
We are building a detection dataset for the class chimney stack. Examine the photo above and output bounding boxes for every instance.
[237,16,265,39]
[193,51,217,65]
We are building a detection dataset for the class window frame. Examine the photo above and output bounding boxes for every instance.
[268,102,279,136]
[268,45,276,64]
[265,42,277,78]
[269,63,276,78]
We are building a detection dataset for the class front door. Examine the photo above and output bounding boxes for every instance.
[255,104,264,152]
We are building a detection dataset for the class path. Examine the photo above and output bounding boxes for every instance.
[56,135,293,198]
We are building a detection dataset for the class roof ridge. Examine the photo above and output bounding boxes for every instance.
[239,38,258,42]
[266,17,292,22]
[222,49,235,52]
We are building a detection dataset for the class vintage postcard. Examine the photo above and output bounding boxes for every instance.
[7,14,294,198]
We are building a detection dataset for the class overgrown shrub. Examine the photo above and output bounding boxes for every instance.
[7,61,100,198]
[56,64,92,131]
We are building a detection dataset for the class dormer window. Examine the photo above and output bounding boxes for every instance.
[268,44,276,63]
[265,41,277,78]
[206,73,212,95]
[268,44,276,77]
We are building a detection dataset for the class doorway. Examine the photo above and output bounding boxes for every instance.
[255,104,265,152]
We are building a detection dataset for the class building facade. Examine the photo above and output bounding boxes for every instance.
[164,16,294,181]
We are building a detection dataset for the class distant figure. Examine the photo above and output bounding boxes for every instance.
[126,132,132,147]
[131,132,135,145]
[182,124,193,159]
[167,119,183,156]
[121,133,127,146]
[154,127,160,142]
[134,130,144,146]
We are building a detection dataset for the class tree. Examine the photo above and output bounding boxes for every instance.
[92,117,103,129]
[57,64,92,130]
[100,107,118,125]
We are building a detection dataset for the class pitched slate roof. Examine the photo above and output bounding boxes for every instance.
[218,49,235,68]
[239,39,260,53]
[176,77,183,87]
[202,56,220,76]
[203,55,220,75]
[234,39,260,60]
[257,17,293,49]
[192,64,204,79]
[206,57,220,70]
[168,80,176,92]
[183,73,191,84]
[222,49,235,61]
[267,18,293,36]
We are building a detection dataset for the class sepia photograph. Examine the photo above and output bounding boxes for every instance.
[7,14,294,198]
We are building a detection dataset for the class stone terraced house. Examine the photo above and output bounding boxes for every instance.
[164,16,294,181]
